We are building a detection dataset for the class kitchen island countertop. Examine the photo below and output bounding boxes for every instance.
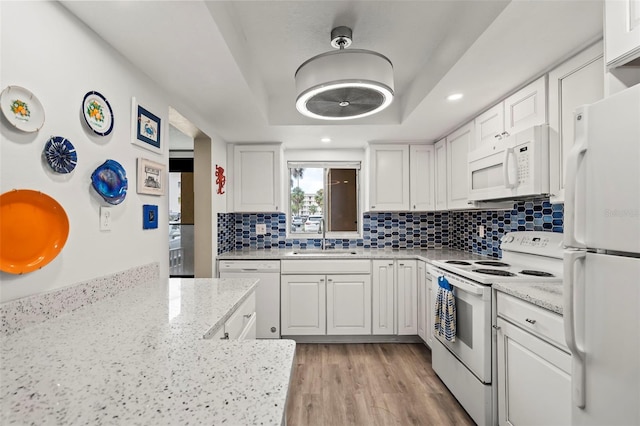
[1,278,295,425]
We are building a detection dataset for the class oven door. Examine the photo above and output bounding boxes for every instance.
[431,268,492,383]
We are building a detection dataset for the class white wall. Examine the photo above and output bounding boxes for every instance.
[0,1,227,301]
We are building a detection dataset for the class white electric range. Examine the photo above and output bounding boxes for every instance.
[429,231,564,426]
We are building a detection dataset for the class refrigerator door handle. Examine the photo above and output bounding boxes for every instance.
[564,249,587,409]
[564,108,588,249]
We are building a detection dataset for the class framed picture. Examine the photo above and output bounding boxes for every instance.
[137,157,166,196]
[143,204,158,229]
[131,97,162,154]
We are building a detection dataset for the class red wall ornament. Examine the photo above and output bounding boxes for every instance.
[215,164,226,195]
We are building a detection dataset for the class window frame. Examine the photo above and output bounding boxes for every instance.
[286,161,362,239]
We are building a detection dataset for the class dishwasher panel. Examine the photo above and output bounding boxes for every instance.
[219,260,281,339]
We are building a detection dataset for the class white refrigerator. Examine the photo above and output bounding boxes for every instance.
[563,83,640,425]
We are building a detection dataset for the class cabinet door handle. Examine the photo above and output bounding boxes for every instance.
[244,314,252,319]
[525,318,537,324]
[494,134,502,140]
[371,205,376,209]
[492,325,501,331]
[501,131,510,137]
[328,279,333,282]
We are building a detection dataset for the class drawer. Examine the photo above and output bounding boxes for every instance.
[497,292,567,350]
[281,259,370,274]
[225,292,256,340]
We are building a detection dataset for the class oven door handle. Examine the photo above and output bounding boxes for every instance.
[440,275,485,296]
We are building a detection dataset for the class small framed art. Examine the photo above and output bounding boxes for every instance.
[143,204,158,229]
[131,97,161,154]
[137,157,166,196]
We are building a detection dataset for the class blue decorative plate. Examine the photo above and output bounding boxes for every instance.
[43,136,77,173]
[91,160,128,205]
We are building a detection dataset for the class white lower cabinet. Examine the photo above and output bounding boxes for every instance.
[280,275,326,335]
[417,261,433,347]
[372,259,418,336]
[280,259,372,336]
[397,260,418,335]
[496,292,571,426]
[212,291,257,341]
[326,274,372,335]
[372,260,395,335]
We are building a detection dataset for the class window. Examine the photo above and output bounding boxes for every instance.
[288,162,360,236]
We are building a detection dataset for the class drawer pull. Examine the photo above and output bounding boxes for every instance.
[220,332,229,340]
[244,314,252,319]
[525,318,537,324]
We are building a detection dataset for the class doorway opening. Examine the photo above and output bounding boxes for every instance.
[168,107,214,278]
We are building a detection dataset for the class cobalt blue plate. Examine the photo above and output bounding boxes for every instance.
[91,159,128,205]
[44,136,77,173]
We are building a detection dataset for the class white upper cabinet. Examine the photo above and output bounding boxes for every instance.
[434,138,448,211]
[472,77,547,155]
[409,145,435,211]
[233,144,282,212]
[369,144,410,211]
[473,103,505,152]
[605,0,640,68]
[369,144,435,212]
[446,122,473,210]
[549,42,604,203]
[503,76,547,137]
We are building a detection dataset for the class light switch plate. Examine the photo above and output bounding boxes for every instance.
[100,206,112,231]
[478,225,485,238]
[256,223,267,235]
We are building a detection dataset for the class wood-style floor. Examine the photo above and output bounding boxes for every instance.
[286,343,475,426]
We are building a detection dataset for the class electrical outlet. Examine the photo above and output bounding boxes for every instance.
[478,225,485,238]
[256,223,267,235]
[100,206,112,231]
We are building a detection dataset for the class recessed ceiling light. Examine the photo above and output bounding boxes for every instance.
[321,137,331,143]
[447,93,464,101]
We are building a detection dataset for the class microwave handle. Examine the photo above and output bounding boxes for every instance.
[503,147,517,189]
[564,108,588,249]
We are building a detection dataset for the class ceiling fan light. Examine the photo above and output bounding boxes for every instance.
[295,49,394,120]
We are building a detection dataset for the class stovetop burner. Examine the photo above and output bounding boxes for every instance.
[472,269,517,277]
[446,260,473,266]
[475,261,510,267]
[519,270,555,277]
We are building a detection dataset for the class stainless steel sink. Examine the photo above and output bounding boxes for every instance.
[290,250,359,256]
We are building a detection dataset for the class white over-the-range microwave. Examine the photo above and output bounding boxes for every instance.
[467,124,550,202]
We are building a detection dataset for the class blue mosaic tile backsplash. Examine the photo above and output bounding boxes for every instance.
[217,199,563,257]
[217,213,235,254]
[450,199,564,258]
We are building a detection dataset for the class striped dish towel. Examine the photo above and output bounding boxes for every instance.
[434,276,456,342]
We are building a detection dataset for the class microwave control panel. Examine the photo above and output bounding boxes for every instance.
[516,145,530,184]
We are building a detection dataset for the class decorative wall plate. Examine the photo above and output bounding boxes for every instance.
[82,91,114,136]
[0,86,45,132]
[91,159,128,205]
[0,189,69,274]
[43,136,77,174]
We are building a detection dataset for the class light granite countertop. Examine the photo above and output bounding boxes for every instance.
[1,278,296,425]
[493,281,564,315]
[218,247,490,262]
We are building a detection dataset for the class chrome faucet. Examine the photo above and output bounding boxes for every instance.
[319,218,326,250]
